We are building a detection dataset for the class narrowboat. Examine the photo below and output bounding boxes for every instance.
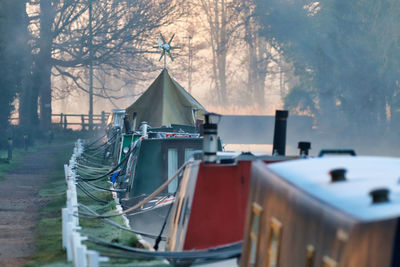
[112,68,210,201]
[107,67,206,165]
[106,68,313,265]
[240,156,400,267]
[105,69,226,246]
[163,112,308,266]
[165,152,288,252]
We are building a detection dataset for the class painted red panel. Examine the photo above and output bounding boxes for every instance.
[183,161,252,250]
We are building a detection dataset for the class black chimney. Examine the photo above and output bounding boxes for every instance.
[298,141,311,156]
[272,110,289,156]
[123,116,131,133]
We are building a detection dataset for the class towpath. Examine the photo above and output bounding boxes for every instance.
[0,143,69,267]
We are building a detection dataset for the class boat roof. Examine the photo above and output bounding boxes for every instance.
[126,69,206,128]
[206,152,289,164]
[268,156,400,222]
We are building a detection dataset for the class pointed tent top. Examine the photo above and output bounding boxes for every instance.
[126,69,206,128]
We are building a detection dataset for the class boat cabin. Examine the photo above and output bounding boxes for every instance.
[166,152,289,252]
[118,125,223,202]
[240,156,400,267]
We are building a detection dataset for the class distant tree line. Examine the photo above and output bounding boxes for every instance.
[0,0,184,146]
[255,0,400,137]
[0,0,397,147]
[171,0,282,108]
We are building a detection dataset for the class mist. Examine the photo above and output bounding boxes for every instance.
[0,0,398,155]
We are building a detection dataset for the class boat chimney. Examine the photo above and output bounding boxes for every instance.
[203,113,221,163]
[272,110,289,156]
[132,112,137,130]
[140,121,148,136]
[298,141,311,156]
[370,188,390,204]
[196,119,204,135]
[123,115,131,133]
[329,168,347,182]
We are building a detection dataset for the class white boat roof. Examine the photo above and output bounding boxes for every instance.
[217,151,270,157]
[268,156,400,222]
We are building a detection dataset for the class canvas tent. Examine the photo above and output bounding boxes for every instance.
[126,69,206,129]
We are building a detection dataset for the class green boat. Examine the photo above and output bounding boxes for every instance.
[111,69,222,204]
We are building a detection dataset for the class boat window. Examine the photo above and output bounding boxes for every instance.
[322,256,338,267]
[168,148,178,193]
[267,217,283,267]
[246,202,263,267]
[305,245,315,267]
[184,148,194,162]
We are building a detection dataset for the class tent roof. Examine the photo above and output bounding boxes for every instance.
[126,69,206,128]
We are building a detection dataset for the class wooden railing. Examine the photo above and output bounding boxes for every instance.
[53,112,109,130]
[10,112,110,130]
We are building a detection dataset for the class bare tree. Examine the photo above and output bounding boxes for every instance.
[25,0,183,130]
[240,0,271,107]
[199,0,241,105]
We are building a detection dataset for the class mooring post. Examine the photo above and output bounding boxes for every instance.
[23,134,28,151]
[81,115,85,131]
[64,115,68,130]
[7,137,13,161]
[60,113,63,127]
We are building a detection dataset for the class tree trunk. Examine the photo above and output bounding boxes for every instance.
[37,0,54,131]
[245,16,267,108]
[2,0,33,131]
[19,73,39,130]
[218,0,228,105]
[201,0,230,106]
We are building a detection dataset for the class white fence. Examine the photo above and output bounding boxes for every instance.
[62,139,109,267]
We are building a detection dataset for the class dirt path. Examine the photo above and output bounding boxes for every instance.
[0,143,68,267]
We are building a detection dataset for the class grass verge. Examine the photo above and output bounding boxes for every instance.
[74,148,169,266]
[0,149,25,181]
[26,139,169,266]
[25,142,75,267]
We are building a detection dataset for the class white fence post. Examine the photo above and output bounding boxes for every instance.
[62,139,109,267]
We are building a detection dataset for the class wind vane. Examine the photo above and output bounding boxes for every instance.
[154,33,180,69]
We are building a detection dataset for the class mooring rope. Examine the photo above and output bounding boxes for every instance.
[77,149,133,182]
[78,179,126,193]
[76,183,109,204]
[84,132,112,148]
[79,204,166,241]
[78,161,188,219]
[85,235,242,263]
